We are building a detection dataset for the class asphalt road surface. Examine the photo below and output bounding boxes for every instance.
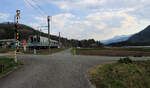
[0,48,150,88]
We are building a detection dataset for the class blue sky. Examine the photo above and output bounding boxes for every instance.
[0,0,150,40]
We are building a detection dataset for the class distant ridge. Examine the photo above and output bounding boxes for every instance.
[0,22,36,40]
[109,25,150,46]
[0,22,94,47]
[128,25,150,43]
[101,35,132,44]
[0,22,69,46]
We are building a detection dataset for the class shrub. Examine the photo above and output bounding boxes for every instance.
[118,57,132,64]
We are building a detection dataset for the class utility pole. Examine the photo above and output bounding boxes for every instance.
[59,32,61,48]
[14,10,21,63]
[47,16,51,51]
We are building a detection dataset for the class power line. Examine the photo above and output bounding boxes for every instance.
[24,0,46,16]
[31,0,47,15]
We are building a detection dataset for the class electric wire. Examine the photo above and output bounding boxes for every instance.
[24,0,46,17]
[31,0,47,15]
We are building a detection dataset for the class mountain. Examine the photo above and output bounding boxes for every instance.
[109,25,150,46]
[0,22,72,47]
[128,25,150,43]
[101,35,132,44]
[0,22,103,47]
[0,22,64,40]
[0,22,36,40]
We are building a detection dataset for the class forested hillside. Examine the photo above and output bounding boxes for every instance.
[0,22,103,47]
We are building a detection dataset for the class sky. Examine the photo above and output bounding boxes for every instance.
[0,0,150,40]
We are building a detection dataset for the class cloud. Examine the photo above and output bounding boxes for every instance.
[32,10,150,40]
[46,0,105,10]
[44,0,143,11]
[24,0,37,6]
[1,0,150,41]
[33,13,92,39]
[30,0,150,40]
[24,0,46,16]
[85,11,142,40]
[0,13,10,20]
[29,23,41,29]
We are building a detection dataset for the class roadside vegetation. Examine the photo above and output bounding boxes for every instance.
[0,57,22,78]
[88,58,150,88]
[0,48,13,53]
[25,48,67,55]
[74,47,150,57]
[71,48,76,55]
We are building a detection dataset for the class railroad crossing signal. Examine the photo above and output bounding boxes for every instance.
[16,10,20,19]
[16,10,21,52]
[14,10,21,63]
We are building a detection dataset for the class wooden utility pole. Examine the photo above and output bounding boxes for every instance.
[47,16,51,51]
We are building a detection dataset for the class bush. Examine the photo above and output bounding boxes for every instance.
[118,57,132,64]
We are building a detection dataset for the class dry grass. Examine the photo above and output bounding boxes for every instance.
[75,48,150,57]
[88,61,150,88]
[0,48,13,53]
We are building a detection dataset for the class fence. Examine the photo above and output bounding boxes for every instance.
[0,64,4,73]
[0,64,10,73]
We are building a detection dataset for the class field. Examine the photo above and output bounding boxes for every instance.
[88,60,150,88]
[75,47,150,57]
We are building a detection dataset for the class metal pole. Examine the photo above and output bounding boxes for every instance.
[47,16,51,51]
[39,28,41,36]
[59,32,60,48]
[14,15,16,62]
[14,15,16,24]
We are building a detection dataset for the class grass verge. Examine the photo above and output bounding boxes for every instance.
[88,60,150,88]
[71,48,76,55]
[0,57,22,78]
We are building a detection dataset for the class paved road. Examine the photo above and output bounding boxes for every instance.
[0,49,150,88]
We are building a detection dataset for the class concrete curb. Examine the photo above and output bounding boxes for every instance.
[85,67,96,88]
[86,62,115,88]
